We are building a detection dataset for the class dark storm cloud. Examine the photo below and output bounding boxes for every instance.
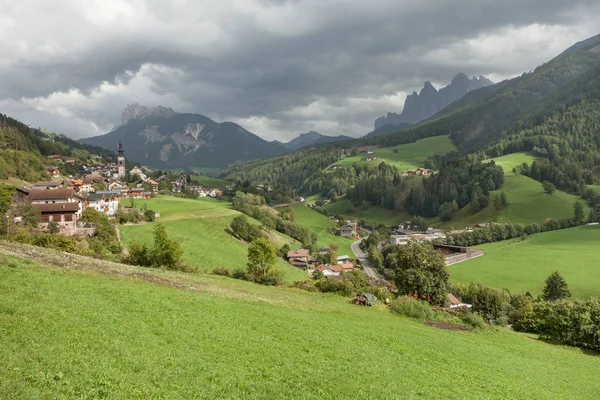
[1,0,599,140]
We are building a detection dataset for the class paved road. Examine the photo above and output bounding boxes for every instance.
[351,233,380,279]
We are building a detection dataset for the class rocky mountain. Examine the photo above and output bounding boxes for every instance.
[283,131,353,150]
[365,122,413,138]
[82,105,288,169]
[374,74,494,129]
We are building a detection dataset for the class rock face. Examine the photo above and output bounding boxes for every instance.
[120,103,176,125]
[374,74,494,129]
[283,131,353,150]
[83,105,288,169]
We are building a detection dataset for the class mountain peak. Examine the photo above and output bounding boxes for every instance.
[374,73,494,129]
[120,103,177,125]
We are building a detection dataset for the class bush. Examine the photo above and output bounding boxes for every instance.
[212,267,231,277]
[144,209,156,222]
[462,311,486,329]
[47,221,59,234]
[315,278,355,296]
[390,297,435,321]
[125,223,186,271]
[453,283,511,325]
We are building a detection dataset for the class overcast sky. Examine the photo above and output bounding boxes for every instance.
[1,0,599,141]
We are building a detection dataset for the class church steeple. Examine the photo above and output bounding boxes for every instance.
[117,140,126,179]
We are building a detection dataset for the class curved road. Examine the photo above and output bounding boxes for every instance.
[351,228,381,279]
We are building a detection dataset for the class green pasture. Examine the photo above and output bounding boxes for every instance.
[291,204,354,256]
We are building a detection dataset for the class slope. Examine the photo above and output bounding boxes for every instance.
[2,253,600,399]
[291,204,354,256]
[438,153,587,229]
[449,225,600,299]
[119,197,306,283]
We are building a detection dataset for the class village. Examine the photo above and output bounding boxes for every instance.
[10,142,223,236]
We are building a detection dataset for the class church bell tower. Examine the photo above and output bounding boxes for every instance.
[117,140,126,179]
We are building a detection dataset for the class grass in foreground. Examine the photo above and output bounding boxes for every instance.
[120,197,306,283]
[449,225,600,299]
[332,135,456,171]
[1,258,600,399]
[291,204,354,255]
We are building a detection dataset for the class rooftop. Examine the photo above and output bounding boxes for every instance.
[28,188,74,201]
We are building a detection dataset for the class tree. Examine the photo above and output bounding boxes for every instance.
[439,201,458,222]
[573,201,585,225]
[390,241,449,305]
[542,271,571,301]
[47,220,59,234]
[542,181,556,195]
[17,202,40,228]
[500,191,508,208]
[247,238,278,284]
[152,223,184,270]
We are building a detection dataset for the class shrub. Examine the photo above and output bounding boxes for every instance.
[315,278,354,296]
[390,297,434,321]
[47,221,59,234]
[212,267,231,277]
[144,209,156,222]
[462,311,486,329]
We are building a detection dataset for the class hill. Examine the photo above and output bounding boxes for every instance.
[119,197,306,283]
[291,204,354,256]
[365,122,413,138]
[449,225,600,299]
[0,114,113,182]
[81,104,288,169]
[437,153,588,229]
[2,246,600,398]
[374,73,493,129]
[282,131,353,150]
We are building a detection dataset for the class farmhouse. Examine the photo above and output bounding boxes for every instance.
[25,188,83,233]
[32,181,61,190]
[85,192,120,216]
[337,255,351,264]
[447,293,472,309]
[433,244,484,266]
[46,167,60,177]
[316,264,342,276]
[339,223,357,238]
[288,249,310,267]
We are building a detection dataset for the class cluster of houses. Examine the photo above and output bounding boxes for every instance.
[287,247,361,279]
[46,154,127,181]
[402,168,432,177]
[389,222,446,246]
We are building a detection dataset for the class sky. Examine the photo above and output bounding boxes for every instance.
[1,0,599,141]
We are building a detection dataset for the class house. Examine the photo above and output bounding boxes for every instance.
[172,181,183,193]
[85,192,120,216]
[145,179,159,193]
[339,225,356,238]
[68,179,83,193]
[46,166,60,177]
[447,293,472,309]
[129,166,147,180]
[90,154,102,160]
[32,181,61,190]
[339,263,357,272]
[13,187,30,203]
[25,188,82,233]
[47,155,63,161]
[318,247,331,255]
[83,174,106,185]
[64,159,78,165]
[316,264,342,276]
[130,187,151,199]
[287,249,310,267]
[108,181,126,191]
[337,255,351,264]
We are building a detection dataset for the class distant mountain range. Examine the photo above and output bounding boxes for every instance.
[82,104,287,169]
[374,73,494,129]
[365,122,413,138]
[281,131,353,151]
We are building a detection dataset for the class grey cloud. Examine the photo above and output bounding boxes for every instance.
[1,0,599,140]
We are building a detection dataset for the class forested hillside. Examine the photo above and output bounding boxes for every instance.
[0,114,112,182]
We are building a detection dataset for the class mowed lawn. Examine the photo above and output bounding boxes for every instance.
[450,225,600,298]
[439,153,587,229]
[2,261,600,399]
[120,197,306,282]
[291,204,354,256]
[332,135,457,171]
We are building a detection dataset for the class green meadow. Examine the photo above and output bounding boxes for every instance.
[323,196,412,226]
[332,135,456,171]
[190,175,231,189]
[120,197,306,282]
[439,153,587,229]
[291,204,355,256]
[450,225,600,299]
[2,257,600,399]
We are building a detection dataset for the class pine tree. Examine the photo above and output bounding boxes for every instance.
[573,201,585,225]
[542,271,571,301]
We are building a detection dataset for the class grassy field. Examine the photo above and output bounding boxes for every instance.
[323,197,411,226]
[333,135,456,171]
[438,153,588,229]
[190,175,231,189]
[2,256,600,399]
[450,225,600,299]
[120,197,306,283]
[291,204,354,256]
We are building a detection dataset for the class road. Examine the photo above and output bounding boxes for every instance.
[351,230,380,279]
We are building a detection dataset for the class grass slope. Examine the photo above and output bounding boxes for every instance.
[120,197,306,283]
[450,225,600,299]
[439,153,587,229]
[323,197,412,226]
[333,135,456,171]
[2,258,600,399]
[291,204,354,256]
[190,175,231,189]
